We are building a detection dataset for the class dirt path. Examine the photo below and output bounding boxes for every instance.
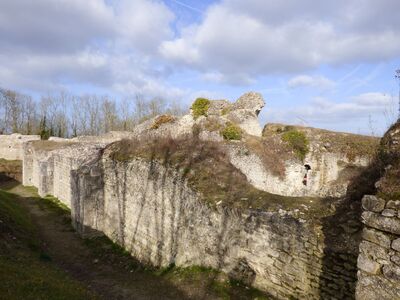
[1,179,269,300]
[2,182,193,300]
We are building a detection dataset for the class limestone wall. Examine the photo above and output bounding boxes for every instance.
[70,154,358,299]
[22,140,106,204]
[0,134,40,160]
[229,144,369,198]
[356,197,400,299]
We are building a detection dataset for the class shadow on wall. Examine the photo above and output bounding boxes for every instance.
[115,139,258,300]
[319,155,384,299]
[71,137,263,298]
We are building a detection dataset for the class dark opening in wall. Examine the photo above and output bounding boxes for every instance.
[303,164,311,186]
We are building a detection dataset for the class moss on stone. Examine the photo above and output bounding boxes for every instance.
[221,123,242,140]
[191,98,210,119]
[282,129,309,161]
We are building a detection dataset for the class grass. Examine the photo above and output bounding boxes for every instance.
[375,121,400,200]
[106,136,326,217]
[82,236,271,299]
[221,123,242,140]
[264,123,379,162]
[281,129,309,161]
[0,189,97,300]
[191,97,210,119]
[243,136,291,179]
[155,265,269,300]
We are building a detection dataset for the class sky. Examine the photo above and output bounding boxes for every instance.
[0,0,399,136]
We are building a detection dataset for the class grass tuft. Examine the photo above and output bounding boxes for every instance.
[221,122,242,140]
[191,98,210,119]
[282,129,309,161]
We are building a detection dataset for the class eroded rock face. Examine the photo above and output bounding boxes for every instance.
[233,92,265,115]
[226,92,265,137]
[356,121,400,300]
[190,92,266,137]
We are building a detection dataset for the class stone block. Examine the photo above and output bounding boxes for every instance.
[392,238,400,252]
[360,241,390,262]
[391,255,400,266]
[362,195,385,212]
[386,200,400,210]
[362,228,391,248]
[382,209,396,217]
[357,254,381,274]
[383,264,400,281]
[362,211,400,234]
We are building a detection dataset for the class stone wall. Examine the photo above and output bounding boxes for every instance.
[356,195,400,299]
[22,140,107,204]
[70,153,359,299]
[0,134,40,160]
[229,144,369,198]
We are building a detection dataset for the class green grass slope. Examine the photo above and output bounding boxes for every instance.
[0,189,97,300]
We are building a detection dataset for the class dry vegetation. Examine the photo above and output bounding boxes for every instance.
[264,123,379,161]
[106,136,324,215]
[376,121,400,200]
[150,115,176,130]
[242,135,292,179]
[29,140,76,152]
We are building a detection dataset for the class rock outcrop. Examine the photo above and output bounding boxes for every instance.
[0,91,386,299]
[356,121,400,299]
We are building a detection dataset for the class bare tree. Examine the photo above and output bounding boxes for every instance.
[101,97,118,133]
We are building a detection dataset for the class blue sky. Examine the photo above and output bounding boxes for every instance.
[0,0,399,135]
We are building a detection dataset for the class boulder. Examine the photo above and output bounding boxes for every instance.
[362,195,385,213]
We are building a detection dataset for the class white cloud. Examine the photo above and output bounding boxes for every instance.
[351,92,392,106]
[114,0,175,53]
[160,0,400,80]
[0,0,178,99]
[267,92,396,125]
[288,75,335,89]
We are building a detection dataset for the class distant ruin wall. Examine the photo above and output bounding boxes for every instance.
[0,134,40,160]
[70,154,358,299]
[229,145,370,198]
[356,195,400,299]
[13,135,364,299]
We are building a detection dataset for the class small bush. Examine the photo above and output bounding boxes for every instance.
[150,115,175,130]
[282,129,309,161]
[191,98,210,119]
[221,123,242,140]
[221,107,231,116]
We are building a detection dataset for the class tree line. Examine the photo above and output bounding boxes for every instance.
[0,88,184,138]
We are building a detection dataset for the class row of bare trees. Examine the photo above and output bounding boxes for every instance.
[0,88,184,138]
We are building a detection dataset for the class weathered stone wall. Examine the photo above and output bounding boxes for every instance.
[356,195,400,299]
[0,134,40,160]
[22,140,106,203]
[70,153,358,299]
[229,144,369,198]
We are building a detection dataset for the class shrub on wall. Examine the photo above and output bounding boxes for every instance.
[282,129,309,161]
[191,98,210,119]
[221,123,242,140]
[150,115,175,130]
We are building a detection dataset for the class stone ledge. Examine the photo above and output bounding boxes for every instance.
[362,211,400,235]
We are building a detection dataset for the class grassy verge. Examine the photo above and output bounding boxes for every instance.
[0,189,97,300]
[158,265,269,300]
